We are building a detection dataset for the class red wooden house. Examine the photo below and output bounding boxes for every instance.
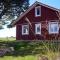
[11,1,60,40]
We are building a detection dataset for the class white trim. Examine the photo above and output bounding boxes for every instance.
[35,23,41,34]
[49,22,59,34]
[35,6,41,17]
[22,25,29,35]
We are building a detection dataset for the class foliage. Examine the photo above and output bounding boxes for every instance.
[0,26,4,29]
[0,40,59,56]
[0,0,29,29]
[12,41,60,56]
[0,0,29,17]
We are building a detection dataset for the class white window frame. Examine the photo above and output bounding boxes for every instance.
[35,6,41,17]
[49,22,59,34]
[35,23,41,34]
[22,25,29,35]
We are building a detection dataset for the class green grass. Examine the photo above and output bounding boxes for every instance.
[0,37,16,41]
[0,55,37,60]
[0,52,59,60]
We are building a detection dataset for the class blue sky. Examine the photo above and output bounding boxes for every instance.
[30,0,60,9]
[0,0,60,37]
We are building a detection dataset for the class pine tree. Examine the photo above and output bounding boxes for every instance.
[0,0,29,29]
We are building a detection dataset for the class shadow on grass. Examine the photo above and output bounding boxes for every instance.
[0,41,60,57]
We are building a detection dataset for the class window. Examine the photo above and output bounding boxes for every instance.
[35,23,41,34]
[35,6,41,17]
[22,25,29,35]
[49,22,59,34]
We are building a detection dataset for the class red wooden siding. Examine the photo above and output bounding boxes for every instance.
[16,4,59,40]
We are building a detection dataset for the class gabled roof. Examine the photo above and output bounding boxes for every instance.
[11,1,60,26]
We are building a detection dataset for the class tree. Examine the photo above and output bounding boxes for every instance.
[0,0,29,29]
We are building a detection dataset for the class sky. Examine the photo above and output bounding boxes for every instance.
[0,0,60,37]
[30,0,60,9]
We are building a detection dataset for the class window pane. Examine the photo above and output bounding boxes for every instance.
[37,25,40,32]
[22,25,29,35]
[35,6,41,16]
[37,8,40,15]
[50,27,53,32]
[49,22,59,34]
[35,23,41,34]
[23,26,28,33]
[53,24,58,32]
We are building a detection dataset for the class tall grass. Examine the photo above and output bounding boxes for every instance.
[0,40,60,60]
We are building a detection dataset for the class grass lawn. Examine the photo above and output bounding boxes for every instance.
[0,52,59,60]
[0,55,37,60]
[0,37,16,41]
